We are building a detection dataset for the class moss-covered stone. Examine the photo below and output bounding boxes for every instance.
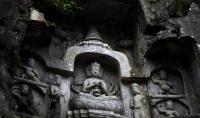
[176,0,192,16]
[57,0,81,14]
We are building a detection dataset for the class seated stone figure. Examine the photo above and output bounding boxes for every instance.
[71,62,123,113]
[19,58,40,82]
[152,70,174,94]
[82,62,108,97]
[157,100,179,118]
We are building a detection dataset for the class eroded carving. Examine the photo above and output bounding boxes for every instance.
[151,70,174,95]
[0,0,200,117]
[131,83,150,118]
[148,69,189,118]
[12,84,37,115]
[69,62,124,117]
[19,58,40,82]
[48,75,62,117]
[83,62,108,96]
[12,58,48,117]
[156,100,179,118]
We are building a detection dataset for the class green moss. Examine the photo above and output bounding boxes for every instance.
[16,116,21,118]
[176,0,192,16]
[58,0,81,14]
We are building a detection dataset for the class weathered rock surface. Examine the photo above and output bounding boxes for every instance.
[0,0,200,118]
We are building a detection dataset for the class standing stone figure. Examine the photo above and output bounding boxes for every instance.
[131,83,149,118]
[48,75,62,117]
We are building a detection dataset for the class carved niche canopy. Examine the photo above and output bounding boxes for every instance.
[66,26,130,118]
[63,26,132,78]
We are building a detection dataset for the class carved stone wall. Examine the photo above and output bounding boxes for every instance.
[0,0,200,118]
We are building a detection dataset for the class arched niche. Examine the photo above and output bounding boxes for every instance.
[148,68,185,96]
[63,45,132,78]
[147,68,189,118]
[145,37,195,62]
[144,36,200,116]
[144,37,195,77]
[68,52,125,116]
[72,53,121,96]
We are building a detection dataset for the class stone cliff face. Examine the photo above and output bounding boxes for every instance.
[0,0,200,118]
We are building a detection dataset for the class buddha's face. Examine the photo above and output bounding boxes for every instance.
[22,84,29,94]
[28,58,36,67]
[91,63,101,76]
[159,70,167,80]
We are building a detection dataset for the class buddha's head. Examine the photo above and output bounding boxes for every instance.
[91,62,101,76]
[159,70,167,80]
[131,83,140,96]
[86,62,103,78]
[28,58,36,68]
[22,84,29,94]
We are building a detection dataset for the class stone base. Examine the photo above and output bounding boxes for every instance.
[67,109,124,118]
[71,93,124,113]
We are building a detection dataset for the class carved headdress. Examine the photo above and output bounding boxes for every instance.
[85,62,103,78]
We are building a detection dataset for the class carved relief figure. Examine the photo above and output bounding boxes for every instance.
[131,83,144,109]
[149,69,189,118]
[48,75,61,117]
[14,58,47,94]
[70,62,123,115]
[156,100,179,118]
[49,75,61,104]
[82,62,108,97]
[12,84,37,115]
[12,57,48,116]
[151,70,174,94]
[131,83,149,118]
[19,58,40,82]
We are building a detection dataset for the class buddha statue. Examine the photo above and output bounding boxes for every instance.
[82,62,108,97]
[71,62,123,114]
